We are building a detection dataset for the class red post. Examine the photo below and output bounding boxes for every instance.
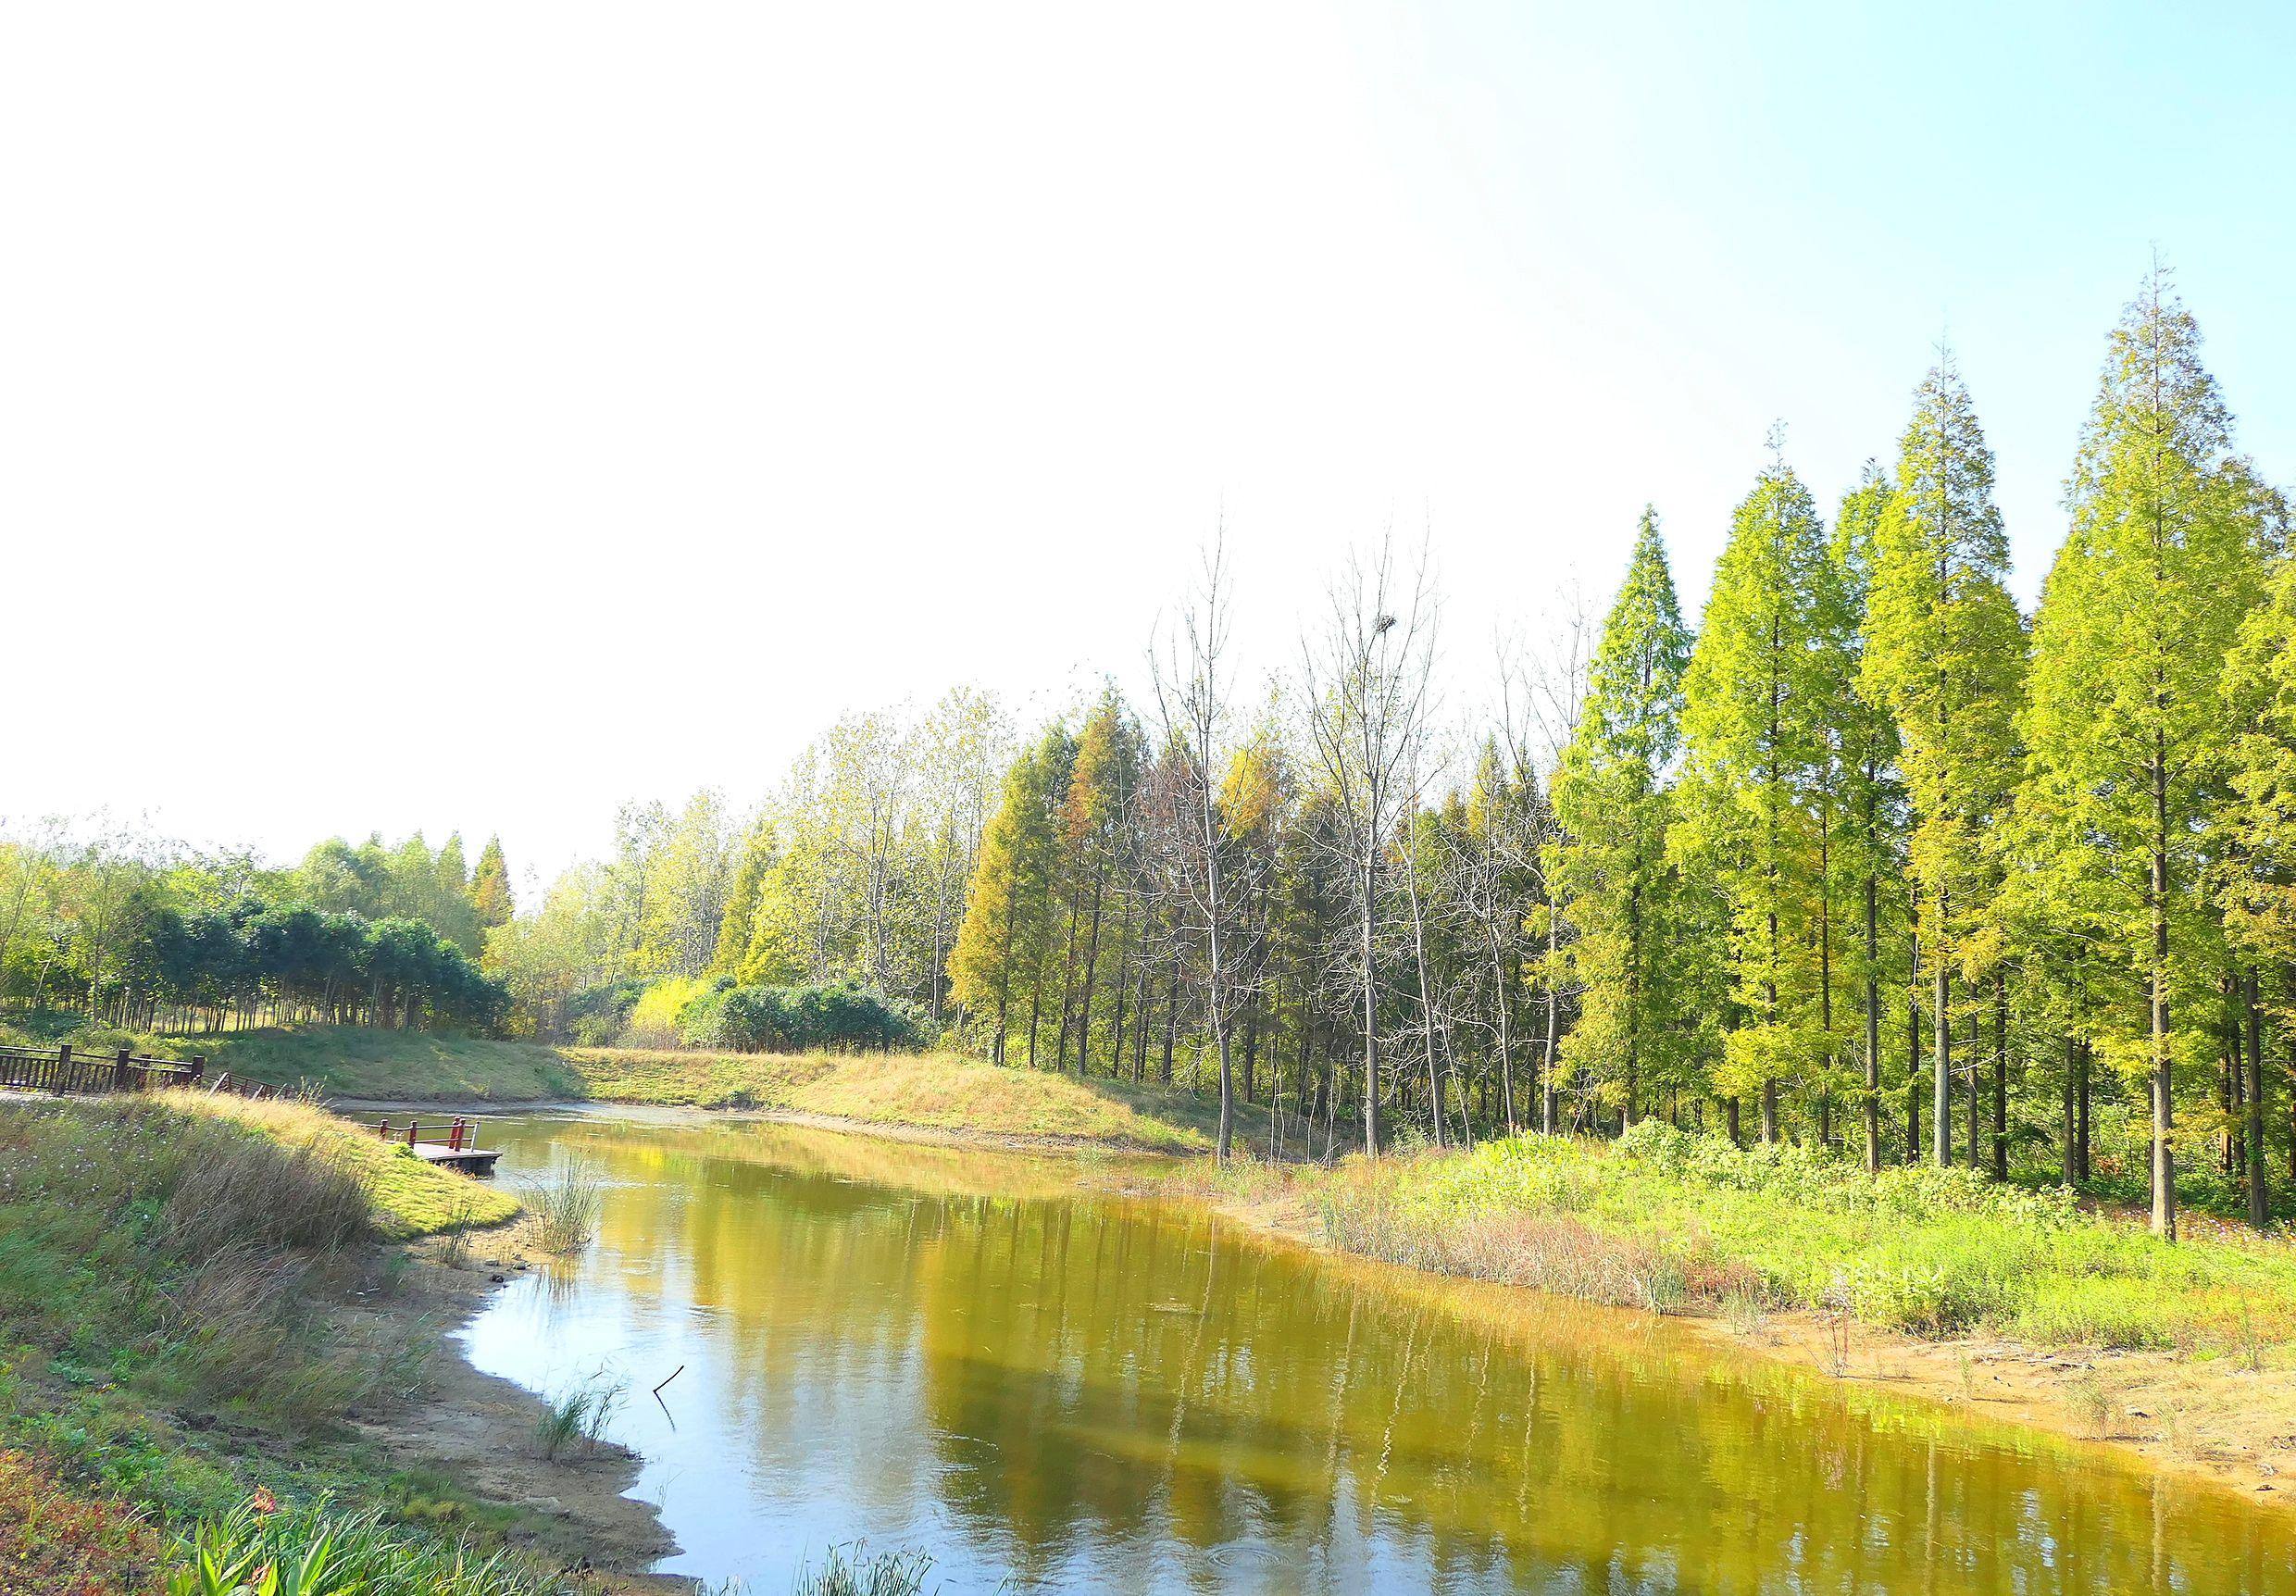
[407,1121,418,1149]
[379,1117,392,1140]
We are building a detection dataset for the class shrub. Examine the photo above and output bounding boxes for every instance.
[677,980,926,1054]
[0,1450,161,1596]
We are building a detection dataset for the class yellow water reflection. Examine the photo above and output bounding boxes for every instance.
[459,1111,2296,1593]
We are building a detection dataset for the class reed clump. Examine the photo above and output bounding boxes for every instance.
[526,1155,604,1253]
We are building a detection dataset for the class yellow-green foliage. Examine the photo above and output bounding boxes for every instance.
[620,978,707,1049]
[177,1095,517,1239]
[566,1047,1257,1153]
[1290,1121,2296,1356]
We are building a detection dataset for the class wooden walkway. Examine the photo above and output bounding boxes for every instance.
[0,1042,223,1096]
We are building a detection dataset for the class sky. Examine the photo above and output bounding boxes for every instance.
[6,1,2292,897]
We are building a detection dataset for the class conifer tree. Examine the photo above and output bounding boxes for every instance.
[1864,353,2025,1169]
[949,725,1073,1064]
[469,835,517,933]
[1054,692,1142,1073]
[1675,447,1838,1143]
[2224,526,2296,1225]
[1829,463,1909,1169]
[2022,270,2268,1237]
[1554,508,1692,1132]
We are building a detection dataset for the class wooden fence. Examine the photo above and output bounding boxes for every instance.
[0,1044,276,1101]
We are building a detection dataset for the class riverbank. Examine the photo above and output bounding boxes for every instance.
[0,1091,677,1592]
[82,1024,1263,1152]
[1131,1122,2296,1515]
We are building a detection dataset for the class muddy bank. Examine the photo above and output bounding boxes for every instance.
[338,1215,684,1592]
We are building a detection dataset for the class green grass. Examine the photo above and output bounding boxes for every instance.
[103,1027,585,1103]
[1238,1120,2296,1359]
[179,1095,518,1239]
[168,1493,564,1596]
[0,1094,572,1593]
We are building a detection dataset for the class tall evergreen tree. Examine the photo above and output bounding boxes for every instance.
[2223,521,2296,1225]
[1675,446,1838,1143]
[1830,464,1910,1168]
[1554,508,1693,1131]
[1864,352,2025,1169]
[469,835,517,933]
[2021,270,2268,1237]
[949,725,1073,1064]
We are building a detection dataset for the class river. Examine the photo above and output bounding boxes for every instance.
[457,1108,2295,1593]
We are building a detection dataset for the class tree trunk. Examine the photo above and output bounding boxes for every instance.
[2247,967,2268,1228]
[2062,1034,2079,1187]
[1362,857,1380,1158]
[1932,899,1953,1167]
[2151,742,2177,1241]
[2077,1040,2092,1183]
[1864,870,1880,1175]
[1074,870,1106,1077]
[1991,977,2008,1180]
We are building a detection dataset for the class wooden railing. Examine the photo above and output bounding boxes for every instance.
[0,1044,278,1101]
[375,1116,486,1152]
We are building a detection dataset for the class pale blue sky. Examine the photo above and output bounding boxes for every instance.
[1333,0,2296,604]
[4,2,2289,879]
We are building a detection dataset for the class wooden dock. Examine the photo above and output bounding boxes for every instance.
[411,1143,503,1175]
[376,1116,502,1178]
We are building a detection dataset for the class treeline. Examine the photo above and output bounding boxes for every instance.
[20,268,2293,1238]
[926,268,2296,1236]
[486,268,2296,1233]
[485,689,1010,1041]
[0,826,515,1034]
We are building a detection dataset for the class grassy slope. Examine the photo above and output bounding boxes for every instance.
[0,1092,554,1592]
[98,1025,1257,1152]
[181,1094,519,1237]
[123,1027,584,1103]
[566,1046,1261,1152]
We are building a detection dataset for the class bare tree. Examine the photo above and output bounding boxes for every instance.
[1147,533,1254,1160]
[1299,535,1440,1158]
[1498,587,1593,1135]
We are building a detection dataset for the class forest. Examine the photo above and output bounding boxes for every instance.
[7,269,2293,1240]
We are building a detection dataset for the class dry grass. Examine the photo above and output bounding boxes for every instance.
[174,1094,518,1239]
[568,1046,1263,1152]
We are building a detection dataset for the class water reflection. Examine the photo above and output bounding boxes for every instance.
[459,1111,2296,1593]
